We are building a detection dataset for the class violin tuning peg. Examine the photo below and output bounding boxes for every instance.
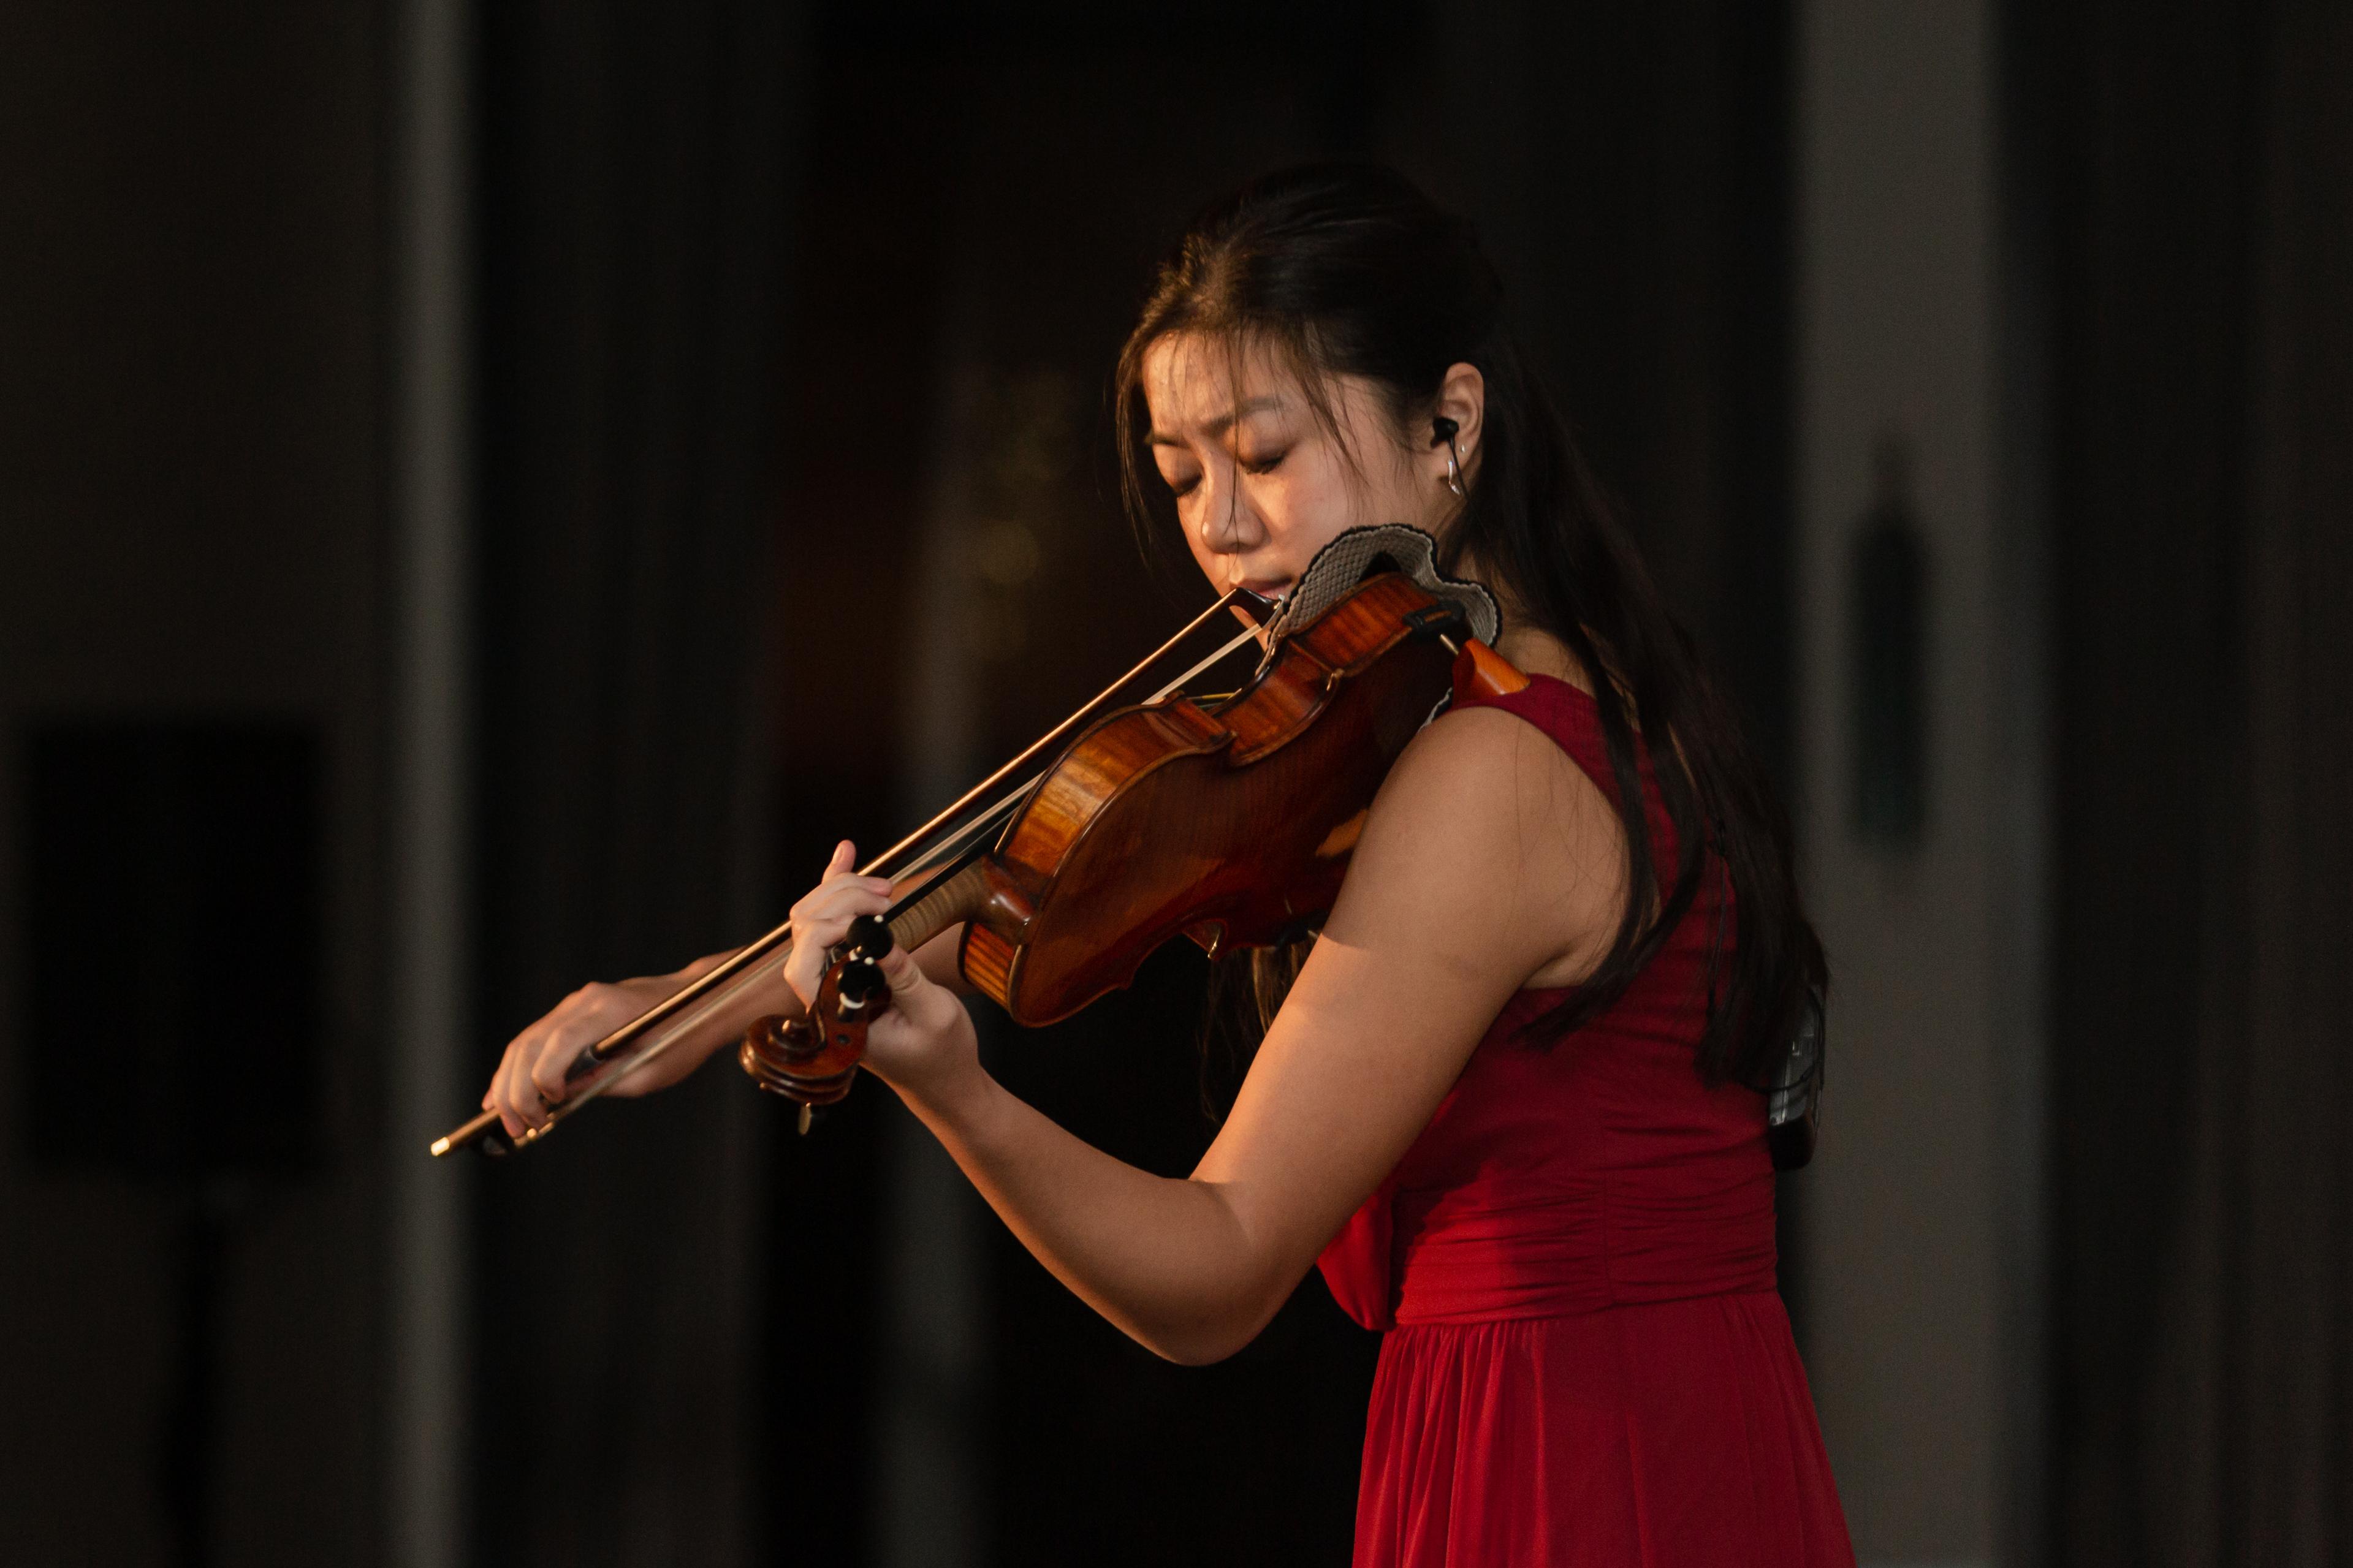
[835,955,889,1014]
[797,1104,813,1137]
[845,912,895,961]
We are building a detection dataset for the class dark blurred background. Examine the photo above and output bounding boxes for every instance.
[2,2,2347,1566]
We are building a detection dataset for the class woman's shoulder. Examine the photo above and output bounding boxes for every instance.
[1344,691,1629,987]
[1372,696,1616,857]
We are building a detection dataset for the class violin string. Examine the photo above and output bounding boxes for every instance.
[517,950,793,1135]
[448,608,1269,1154]
[853,589,1255,883]
[593,617,1264,1109]
[892,795,1022,882]
[1152,619,1266,700]
[604,614,1257,1049]
[888,619,1266,884]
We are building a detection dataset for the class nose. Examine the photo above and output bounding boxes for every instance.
[1193,458,1263,559]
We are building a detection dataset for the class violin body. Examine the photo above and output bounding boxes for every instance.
[961,570,1460,1024]
[734,567,1530,1112]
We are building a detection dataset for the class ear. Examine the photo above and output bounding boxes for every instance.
[1429,362,1486,480]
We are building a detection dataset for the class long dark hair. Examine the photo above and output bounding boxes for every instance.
[1115,164,1823,1089]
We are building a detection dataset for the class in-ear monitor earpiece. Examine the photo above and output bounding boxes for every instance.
[1432,415,1467,499]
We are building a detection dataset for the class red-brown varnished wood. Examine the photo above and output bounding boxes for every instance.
[1222,646,1329,762]
[749,573,1515,1089]
[959,923,1017,1007]
[951,571,1462,1026]
[1457,637,1531,699]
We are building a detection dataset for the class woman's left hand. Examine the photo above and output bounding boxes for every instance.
[785,840,984,1107]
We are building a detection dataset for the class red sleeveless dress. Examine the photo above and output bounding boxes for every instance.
[1317,670,1853,1568]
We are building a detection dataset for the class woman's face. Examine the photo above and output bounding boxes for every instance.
[1142,332,1453,607]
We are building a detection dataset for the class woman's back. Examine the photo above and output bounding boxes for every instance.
[1320,670,1853,1567]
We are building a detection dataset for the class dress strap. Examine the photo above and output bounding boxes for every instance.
[1443,642,1681,869]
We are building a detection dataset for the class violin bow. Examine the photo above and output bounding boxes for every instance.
[431,587,1275,1157]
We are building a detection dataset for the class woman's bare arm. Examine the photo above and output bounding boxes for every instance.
[842,706,1626,1363]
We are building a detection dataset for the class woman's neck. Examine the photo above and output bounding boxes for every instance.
[1495,623,1591,695]
[1450,554,1594,696]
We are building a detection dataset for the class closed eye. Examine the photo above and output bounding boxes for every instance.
[1239,449,1289,476]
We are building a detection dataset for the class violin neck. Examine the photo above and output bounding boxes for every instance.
[884,851,995,956]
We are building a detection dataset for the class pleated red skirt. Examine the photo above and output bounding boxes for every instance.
[1317,673,1853,1567]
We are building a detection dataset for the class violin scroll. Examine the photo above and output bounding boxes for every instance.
[739,914,897,1126]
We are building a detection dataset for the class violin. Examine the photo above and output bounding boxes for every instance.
[432,525,1520,1157]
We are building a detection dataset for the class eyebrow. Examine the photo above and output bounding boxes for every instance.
[1147,395,1287,447]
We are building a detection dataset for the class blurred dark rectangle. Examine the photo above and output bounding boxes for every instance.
[1849,505,1929,850]
[22,721,321,1179]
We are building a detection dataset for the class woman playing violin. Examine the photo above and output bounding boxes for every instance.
[482,165,1853,1567]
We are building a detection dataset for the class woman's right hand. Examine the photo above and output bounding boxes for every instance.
[481,950,761,1140]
